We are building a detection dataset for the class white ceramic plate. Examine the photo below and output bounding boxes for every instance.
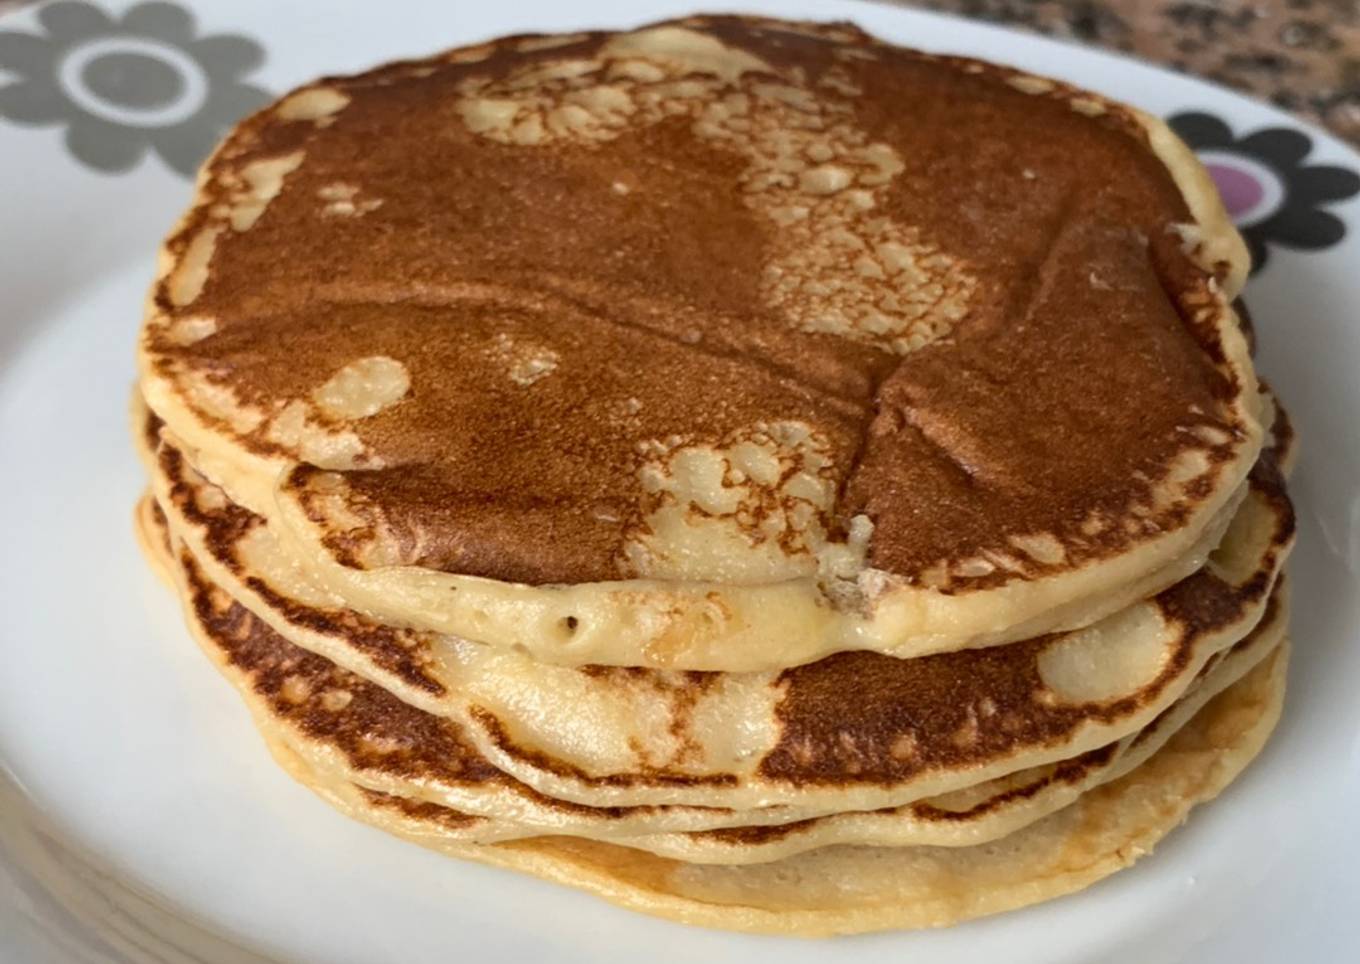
[2,1,1358,961]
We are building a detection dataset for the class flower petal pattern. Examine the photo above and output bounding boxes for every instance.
[190,35,264,82]
[0,0,269,178]
[1170,109,1360,275]
[0,30,54,76]
[150,114,222,176]
[120,2,196,45]
[38,1,114,41]
[0,80,66,125]
[1260,207,1346,250]
[65,113,146,171]
[1289,166,1360,207]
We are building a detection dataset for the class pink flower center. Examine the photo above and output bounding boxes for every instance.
[1206,161,1266,219]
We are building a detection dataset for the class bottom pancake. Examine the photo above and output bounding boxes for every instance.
[273,641,1289,936]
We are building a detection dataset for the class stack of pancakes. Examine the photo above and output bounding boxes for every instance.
[131,16,1295,935]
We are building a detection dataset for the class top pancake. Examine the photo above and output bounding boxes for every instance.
[138,15,1261,671]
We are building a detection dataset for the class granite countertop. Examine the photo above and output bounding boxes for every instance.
[899,0,1359,145]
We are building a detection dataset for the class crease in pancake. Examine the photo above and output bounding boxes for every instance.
[142,400,1294,811]
[137,14,1263,672]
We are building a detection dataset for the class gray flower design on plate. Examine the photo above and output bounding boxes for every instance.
[0,1,270,176]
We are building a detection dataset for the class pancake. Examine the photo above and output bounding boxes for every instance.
[238,640,1295,935]
[622,609,1283,862]
[1261,382,1296,476]
[133,494,175,590]
[137,14,1261,672]
[134,500,1288,860]
[144,418,1294,811]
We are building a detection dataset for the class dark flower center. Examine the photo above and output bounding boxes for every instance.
[81,52,183,110]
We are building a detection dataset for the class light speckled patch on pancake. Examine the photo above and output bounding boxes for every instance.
[143,410,1293,811]
[138,14,1261,672]
[137,491,1286,859]
[252,641,1292,935]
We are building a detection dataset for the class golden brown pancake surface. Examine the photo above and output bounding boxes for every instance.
[141,16,1254,584]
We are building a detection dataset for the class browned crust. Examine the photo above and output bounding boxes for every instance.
[158,442,446,697]
[142,14,1256,592]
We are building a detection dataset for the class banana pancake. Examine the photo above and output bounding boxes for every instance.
[135,496,1289,861]
[222,639,1296,935]
[143,413,1294,811]
[138,14,1262,672]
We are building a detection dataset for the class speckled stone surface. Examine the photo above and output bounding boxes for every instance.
[896,0,1360,145]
